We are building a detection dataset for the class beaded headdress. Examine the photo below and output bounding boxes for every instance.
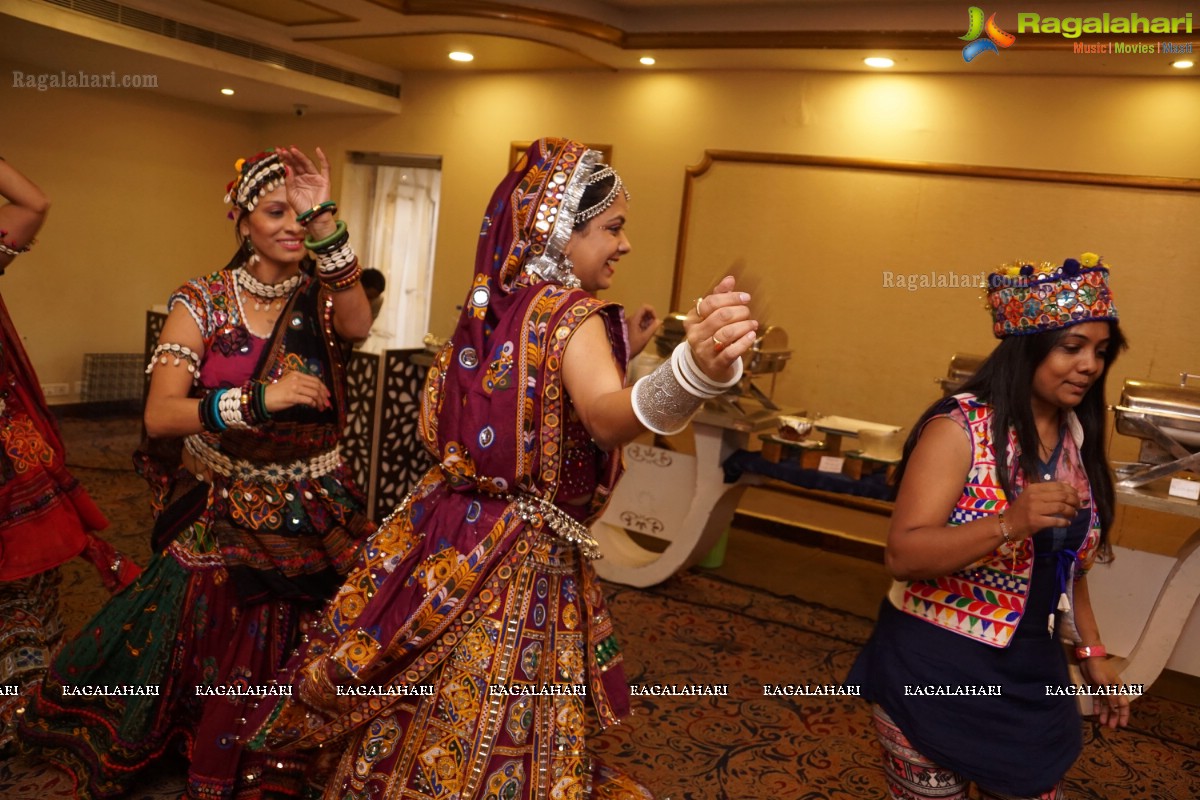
[986,252,1118,338]
[224,150,286,216]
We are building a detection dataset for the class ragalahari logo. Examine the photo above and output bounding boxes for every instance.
[960,7,1017,61]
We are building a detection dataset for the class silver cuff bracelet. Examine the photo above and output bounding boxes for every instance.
[632,342,742,435]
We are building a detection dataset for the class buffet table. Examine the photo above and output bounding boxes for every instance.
[722,449,893,502]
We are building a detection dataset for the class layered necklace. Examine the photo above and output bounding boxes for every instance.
[234,267,302,312]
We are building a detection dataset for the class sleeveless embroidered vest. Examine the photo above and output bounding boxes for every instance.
[889,393,1101,648]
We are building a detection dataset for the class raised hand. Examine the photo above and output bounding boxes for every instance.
[276,146,331,217]
[625,303,660,358]
[687,275,759,383]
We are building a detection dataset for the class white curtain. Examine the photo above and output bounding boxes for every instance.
[342,161,441,352]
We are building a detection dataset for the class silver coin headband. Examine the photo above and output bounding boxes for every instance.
[574,165,629,225]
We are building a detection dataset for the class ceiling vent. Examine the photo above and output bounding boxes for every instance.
[41,0,401,98]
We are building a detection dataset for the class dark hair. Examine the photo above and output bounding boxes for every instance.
[893,320,1127,557]
[224,209,252,269]
[361,268,387,294]
[572,172,617,231]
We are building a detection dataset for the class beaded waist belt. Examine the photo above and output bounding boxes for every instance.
[184,434,341,483]
[505,492,602,560]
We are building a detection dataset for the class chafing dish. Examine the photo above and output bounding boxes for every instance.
[1112,373,1200,488]
[937,353,985,396]
[654,313,688,359]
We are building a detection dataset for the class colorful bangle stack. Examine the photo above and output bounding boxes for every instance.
[316,239,356,273]
[296,201,337,227]
[217,388,250,430]
[322,263,363,292]
[305,219,362,292]
[240,381,272,426]
[304,219,348,253]
[198,383,272,433]
[199,389,228,433]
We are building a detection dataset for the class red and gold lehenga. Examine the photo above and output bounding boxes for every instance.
[19,271,372,799]
[0,293,138,749]
[244,139,654,799]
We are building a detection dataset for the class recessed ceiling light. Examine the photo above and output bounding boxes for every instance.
[639,56,656,66]
[220,88,235,96]
[1171,59,1194,69]
[864,57,895,69]
[449,51,474,63]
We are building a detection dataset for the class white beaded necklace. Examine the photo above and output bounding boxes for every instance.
[234,267,302,311]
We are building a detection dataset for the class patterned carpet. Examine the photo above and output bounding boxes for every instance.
[1,414,1197,799]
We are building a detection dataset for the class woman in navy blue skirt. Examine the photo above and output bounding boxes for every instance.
[849,253,1132,799]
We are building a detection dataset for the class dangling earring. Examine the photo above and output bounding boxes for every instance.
[560,256,581,289]
[245,239,260,267]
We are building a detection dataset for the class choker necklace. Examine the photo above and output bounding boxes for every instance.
[235,268,302,312]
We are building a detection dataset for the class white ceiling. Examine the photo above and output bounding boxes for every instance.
[1,0,1195,116]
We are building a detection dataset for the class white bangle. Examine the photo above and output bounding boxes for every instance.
[670,344,720,398]
[681,340,742,393]
[632,343,741,434]
[218,387,250,429]
[316,240,356,273]
[146,342,202,385]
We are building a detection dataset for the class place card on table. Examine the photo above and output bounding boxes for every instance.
[818,456,845,474]
[1167,477,1200,501]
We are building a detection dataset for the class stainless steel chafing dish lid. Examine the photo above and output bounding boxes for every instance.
[938,353,985,394]
[745,325,790,375]
[1114,379,1200,446]
[654,313,687,358]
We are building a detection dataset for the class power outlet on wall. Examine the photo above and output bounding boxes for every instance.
[41,382,71,397]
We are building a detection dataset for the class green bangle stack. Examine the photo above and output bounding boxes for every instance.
[304,219,348,252]
[297,200,338,226]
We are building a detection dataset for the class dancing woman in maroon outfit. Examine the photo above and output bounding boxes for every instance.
[243,137,759,799]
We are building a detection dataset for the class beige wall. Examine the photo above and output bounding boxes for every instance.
[2,63,260,388]
[267,70,1200,461]
[4,66,1198,420]
[257,70,1200,360]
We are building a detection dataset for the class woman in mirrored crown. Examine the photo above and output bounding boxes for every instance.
[848,253,1131,799]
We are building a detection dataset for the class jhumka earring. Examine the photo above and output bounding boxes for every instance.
[559,256,582,289]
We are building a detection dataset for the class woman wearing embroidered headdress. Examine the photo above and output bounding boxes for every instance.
[239,137,758,799]
[19,147,375,798]
[0,159,142,750]
[848,254,1131,799]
